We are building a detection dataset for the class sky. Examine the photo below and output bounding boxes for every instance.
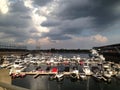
[0,0,120,49]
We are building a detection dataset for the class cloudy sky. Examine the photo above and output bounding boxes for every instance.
[0,0,120,49]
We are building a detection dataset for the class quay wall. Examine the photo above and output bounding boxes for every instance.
[0,69,11,90]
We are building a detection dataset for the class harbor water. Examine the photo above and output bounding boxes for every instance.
[12,53,120,90]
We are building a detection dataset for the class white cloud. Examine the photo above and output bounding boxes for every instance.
[38,37,51,45]
[0,0,9,14]
[23,0,61,37]
[27,38,36,45]
[31,12,49,33]
[23,0,50,34]
[62,34,108,43]
[91,34,108,43]
[24,0,34,9]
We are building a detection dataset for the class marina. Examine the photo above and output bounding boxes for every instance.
[1,0,120,89]
[7,50,120,80]
[0,46,120,90]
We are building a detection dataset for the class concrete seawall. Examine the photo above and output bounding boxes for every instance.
[0,69,11,90]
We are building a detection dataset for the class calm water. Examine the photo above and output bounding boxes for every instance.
[12,53,120,90]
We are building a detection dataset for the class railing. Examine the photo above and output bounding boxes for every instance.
[0,82,29,90]
[114,47,120,54]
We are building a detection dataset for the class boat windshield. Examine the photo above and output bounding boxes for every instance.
[15,62,19,64]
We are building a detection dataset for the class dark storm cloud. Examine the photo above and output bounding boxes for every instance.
[29,28,39,33]
[0,0,33,43]
[54,0,91,20]
[10,1,30,13]
[0,15,31,28]
[41,17,94,40]
[41,0,120,41]
[0,0,31,28]
[41,19,61,27]
[0,27,30,40]
[33,0,53,6]
[90,0,120,27]
[43,32,71,40]
[59,17,94,34]
[20,15,31,19]
[56,0,120,26]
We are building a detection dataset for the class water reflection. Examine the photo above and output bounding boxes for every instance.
[12,75,120,90]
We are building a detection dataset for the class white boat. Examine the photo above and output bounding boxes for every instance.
[103,63,114,78]
[76,55,81,60]
[116,72,120,79]
[70,68,80,80]
[30,57,38,64]
[103,70,113,78]
[9,66,26,78]
[13,59,23,68]
[9,59,26,77]
[58,55,63,61]
[24,58,31,63]
[0,60,11,68]
[55,73,64,82]
[90,49,99,57]
[80,73,87,80]
[83,66,92,75]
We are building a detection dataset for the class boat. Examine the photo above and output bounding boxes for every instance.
[48,67,64,82]
[48,74,56,81]
[70,67,79,81]
[116,72,120,79]
[92,73,103,82]
[103,70,112,78]
[13,59,24,68]
[9,59,26,78]
[83,65,92,76]
[9,66,26,78]
[30,57,38,64]
[55,73,64,82]
[102,63,114,81]
[79,73,87,80]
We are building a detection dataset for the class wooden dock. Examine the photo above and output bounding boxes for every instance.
[12,71,72,76]
[10,70,93,79]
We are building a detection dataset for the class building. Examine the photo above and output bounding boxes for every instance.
[93,43,120,63]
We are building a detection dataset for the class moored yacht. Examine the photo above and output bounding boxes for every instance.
[70,67,80,81]
[83,65,92,76]
[13,59,23,68]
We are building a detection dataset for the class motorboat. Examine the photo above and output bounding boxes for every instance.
[83,65,92,75]
[55,73,64,82]
[13,59,23,68]
[80,73,87,80]
[103,70,113,78]
[92,73,103,82]
[70,67,79,81]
